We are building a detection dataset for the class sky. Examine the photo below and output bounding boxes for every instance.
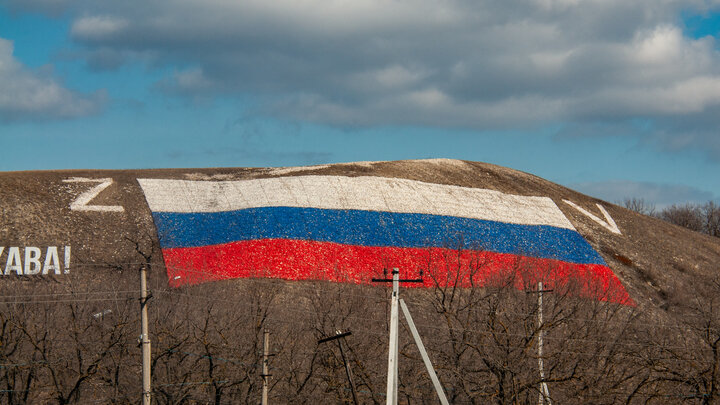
[1,0,719,208]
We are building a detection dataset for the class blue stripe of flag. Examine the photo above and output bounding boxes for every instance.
[152,206,606,265]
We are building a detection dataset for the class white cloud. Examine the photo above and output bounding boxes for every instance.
[11,0,720,157]
[71,16,129,40]
[633,26,686,64]
[0,38,105,121]
[356,65,428,90]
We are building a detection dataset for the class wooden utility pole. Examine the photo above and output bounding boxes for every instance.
[262,329,270,405]
[140,265,152,405]
[318,330,359,405]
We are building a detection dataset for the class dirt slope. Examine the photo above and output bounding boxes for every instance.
[1,158,718,317]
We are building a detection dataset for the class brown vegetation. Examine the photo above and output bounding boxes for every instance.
[622,198,720,238]
[3,252,720,404]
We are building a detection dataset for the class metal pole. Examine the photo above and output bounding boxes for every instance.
[393,273,399,404]
[337,335,359,405]
[140,265,152,405]
[262,329,270,405]
[399,299,449,405]
[537,282,552,405]
[386,269,400,405]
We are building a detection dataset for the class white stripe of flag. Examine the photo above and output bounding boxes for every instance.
[138,176,576,230]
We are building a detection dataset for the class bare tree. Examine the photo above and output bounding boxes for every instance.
[401,247,653,404]
[622,198,657,216]
[0,307,38,404]
[622,198,720,238]
[701,202,720,237]
[4,240,720,403]
[660,204,704,232]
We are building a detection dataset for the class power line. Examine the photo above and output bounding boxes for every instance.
[65,261,718,329]
[0,282,713,355]
[153,288,717,353]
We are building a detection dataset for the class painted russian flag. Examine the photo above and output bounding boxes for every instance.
[138,176,632,304]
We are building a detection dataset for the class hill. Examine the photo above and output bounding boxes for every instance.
[1,159,719,403]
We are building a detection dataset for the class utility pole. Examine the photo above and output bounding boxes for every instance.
[399,299,449,405]
[318,330,358,405]
[529,281,553,405]
[139,265,152,405]
[262,329,271,405]
[387,270,399,405]
[372,268,423,405]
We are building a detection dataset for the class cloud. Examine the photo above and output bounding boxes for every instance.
[71,16,129,39]
[155,68,218,96]
[572,180,717,207]
[0,38,106,121]
[12,0,720,157]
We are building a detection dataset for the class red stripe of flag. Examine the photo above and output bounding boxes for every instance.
[162,238,634,305]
